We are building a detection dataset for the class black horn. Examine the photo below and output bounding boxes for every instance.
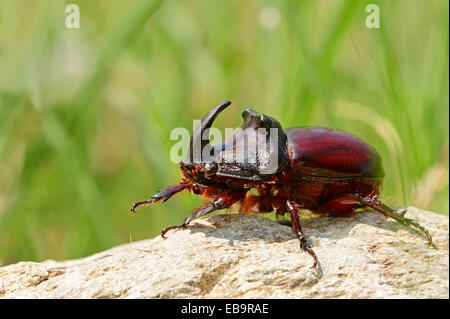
[188,100,231,163]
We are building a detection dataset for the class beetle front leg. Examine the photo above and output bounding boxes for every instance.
[131,184,188,214]
[358,196,435,248]
[286,200,319,268]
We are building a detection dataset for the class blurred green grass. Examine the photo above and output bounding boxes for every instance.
[0,0,448,265]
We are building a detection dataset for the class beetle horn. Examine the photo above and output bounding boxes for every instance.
[188,100,231,163]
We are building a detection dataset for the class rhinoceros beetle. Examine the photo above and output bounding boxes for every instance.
[131,101,434,267]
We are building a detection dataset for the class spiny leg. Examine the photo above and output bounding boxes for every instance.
[286,200,319,268]
[161,194,242,238]
[358,196,435,248]
[131,184,187,213]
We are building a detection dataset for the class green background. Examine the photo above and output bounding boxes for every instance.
[0,0,448,266]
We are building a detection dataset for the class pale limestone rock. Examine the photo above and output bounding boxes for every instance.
[0,207,448,298]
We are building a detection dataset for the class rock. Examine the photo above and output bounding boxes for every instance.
[0,207,448,299]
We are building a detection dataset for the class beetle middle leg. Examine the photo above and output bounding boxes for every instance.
[357,196,435,248]
[286,200,319,268]
[161,193,244,238]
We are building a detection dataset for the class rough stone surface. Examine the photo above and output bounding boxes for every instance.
[0,207,448,299]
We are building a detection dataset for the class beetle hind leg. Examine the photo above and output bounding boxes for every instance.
[358,197,435,248]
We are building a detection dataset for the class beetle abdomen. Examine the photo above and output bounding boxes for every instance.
[285,127,384,178]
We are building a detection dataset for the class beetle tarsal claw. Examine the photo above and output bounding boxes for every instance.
[397,208,407,218]
[161,224,186,238]
[298,237,318,269]
[130,197,163,214]
[393,212,436,249]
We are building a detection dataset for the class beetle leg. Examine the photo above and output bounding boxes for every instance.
[286,200,319,268]
[131,184,188,214]
[358,196,435,248]
[161,195,241,238]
